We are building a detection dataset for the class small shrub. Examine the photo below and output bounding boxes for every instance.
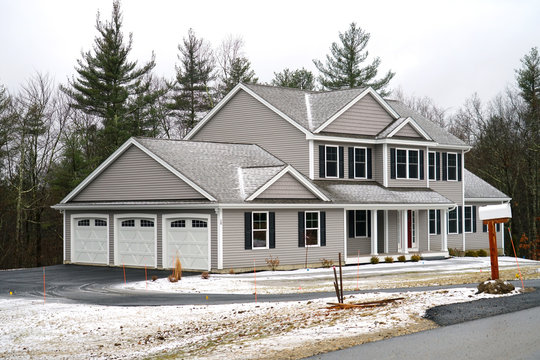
[228,268,235,275]
[477,249,488,257]
[168,274,178,283]
[265,255,280,271]
[411,254,421,262]
[151,275,158,282]
[397,255,406,262]
[370,256,380,264]
[465,250,478,257]
[448,248,457,256]
[320,258,334,268]
[384,256,394,263]
[201,271,210,279]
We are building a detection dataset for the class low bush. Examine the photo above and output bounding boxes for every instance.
[449,248,464,257]
[228,268,235,275]
[384,256,394,263]
[151,275,158,282]
[320,258,334,268]
[370,256,380,264]
[465,250,478,257]
[265,255,280,271]
[201,271,210,279]
[397,255,406,262]
[411,254,421,262]
[477,249,488,257]
[168,274,179,283]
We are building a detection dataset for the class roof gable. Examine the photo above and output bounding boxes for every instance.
[393,122,422,138]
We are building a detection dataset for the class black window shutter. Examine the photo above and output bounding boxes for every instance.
[319,145,325,178]
[348,210,355,238]
[390,148,396,179]
[458,153,462,181]
[298,212,305,247]
[367,210,372,237]
[348,147,354,179]
[419,150,425,180]
[320,211,326,246]
[496,223,500,232]
[244,212,252,250]
[483,223,488,233]
[367,148,372,179]
[442,153,447,181]
[436,152,441,180]
[269,212,276,248]
[339,146,344,178]
[437,210,441,234]
[458,206,463,234]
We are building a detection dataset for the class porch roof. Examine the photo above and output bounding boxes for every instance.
[316,181,454,206]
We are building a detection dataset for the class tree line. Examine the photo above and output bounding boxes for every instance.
[0,0,537,268]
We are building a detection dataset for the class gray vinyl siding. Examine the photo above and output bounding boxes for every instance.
[429,233,442,251]
[222,208,343,269]
[373,145,383,184]
[447,234,464,251]
[257,173,316,199]
[464,202,504,249]
[394,123,422,138]
[347,210,385,257]
[387,145,428,188]
[430,180,463,204]
[74,145,205,202]
[387,211,399,253]
[64,209,217,270]
[315,141,376,182]
[324,94,394,136]
[418,210,429,251]
[191,89,310,175]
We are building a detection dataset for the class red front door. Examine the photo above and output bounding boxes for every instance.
[407,210,413,248]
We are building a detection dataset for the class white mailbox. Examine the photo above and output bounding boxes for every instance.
[478,203,512,221]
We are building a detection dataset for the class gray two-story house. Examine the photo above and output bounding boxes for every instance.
[53,83,510,271]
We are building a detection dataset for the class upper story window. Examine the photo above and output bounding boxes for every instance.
[325,146,339,178]
[305,211,320,246]
[428,152,436,181]
[447,153,458,181]
[252,212,268,248]
[396,149,419,180]
[354,147,367,178]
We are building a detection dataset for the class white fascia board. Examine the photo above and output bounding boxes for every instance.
[246,165,330,201]
[60,137,216,204]
[306,133,435,147]
[314,87,400,133]
[387,117,432,141]
[184,83,244,140]
[464,197,511,202]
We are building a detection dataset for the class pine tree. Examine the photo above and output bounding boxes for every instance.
[272,68,315,90]
[220,57,257,94]
[173,28,215,137]
[313,22,395,95]
[61,0,157,158]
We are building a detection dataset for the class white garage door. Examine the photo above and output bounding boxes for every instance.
[116,218,156,267]
[165,218,209,270]
[73,217,108,264]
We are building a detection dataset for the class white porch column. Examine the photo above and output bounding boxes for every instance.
[401,210,409,254]
[371,210,378,255]
[441,209,448,251]
[384,210,389,254]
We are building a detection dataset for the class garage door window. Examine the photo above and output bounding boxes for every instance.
[121,220,135,227]
[192,220,207,228]
[95,219,107,226]
[140,220,154,227]
[171,220,186,228]
[77,219,90,226]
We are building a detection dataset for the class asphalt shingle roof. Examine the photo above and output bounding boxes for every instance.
[464,169,510,200]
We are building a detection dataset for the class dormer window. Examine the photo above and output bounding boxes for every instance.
[325,145,339,178]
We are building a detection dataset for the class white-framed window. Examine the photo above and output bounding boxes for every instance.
[447,153,458,181]
[305,211,320,246]
[464,206,473,233]
[396,149,419,179]
[140,219,154,227]
[354,147,367,179]
[428,152,436,181]
[95,219,107,227]
[325,145,339,178]
[170,220,186,228]
[121,219,135,227]
[77,219,90,226]
[252,212,269,249]
[429,210,439,235]
[448,209,458,234]
[354,210,368,237]
[192,220,207,228]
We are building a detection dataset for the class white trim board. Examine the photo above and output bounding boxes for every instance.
[387,117,432,141]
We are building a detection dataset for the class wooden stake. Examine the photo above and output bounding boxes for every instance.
[333,267,340,303]
[338,252,344,303]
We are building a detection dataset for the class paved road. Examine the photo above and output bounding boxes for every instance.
[307,305,540,360]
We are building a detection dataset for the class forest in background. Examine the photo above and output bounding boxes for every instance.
[0,1,538,269]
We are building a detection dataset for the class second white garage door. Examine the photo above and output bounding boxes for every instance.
[164,217,209,270]
[116,217,156,267]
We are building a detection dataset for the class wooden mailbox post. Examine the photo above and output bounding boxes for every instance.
[478,204,512,280]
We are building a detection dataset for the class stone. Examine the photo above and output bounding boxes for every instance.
[477,279,515,294]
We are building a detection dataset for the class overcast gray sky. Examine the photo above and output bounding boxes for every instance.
[1,0,538,111]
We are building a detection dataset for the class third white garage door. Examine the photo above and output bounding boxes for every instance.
[164,217,209,270]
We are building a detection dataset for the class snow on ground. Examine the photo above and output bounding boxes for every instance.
[0,288,520,360]
[116,256,540,295]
